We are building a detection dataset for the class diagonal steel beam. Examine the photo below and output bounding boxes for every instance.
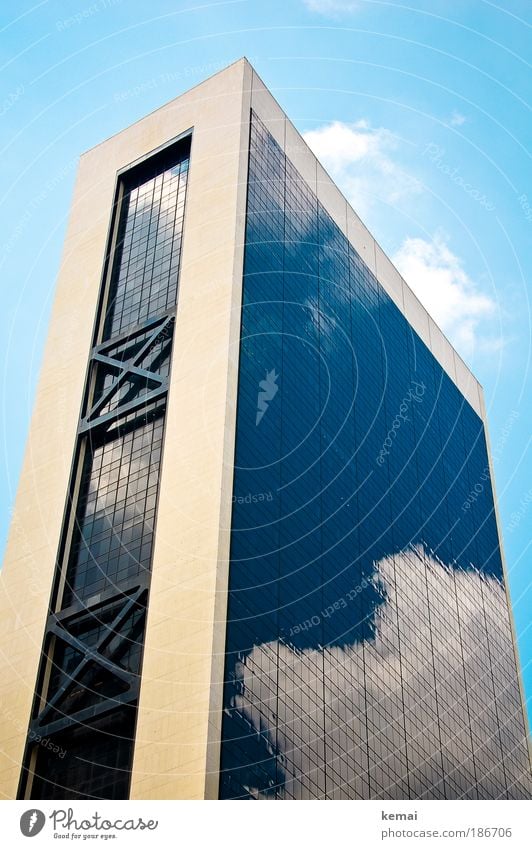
[94,307,175,356]
[85,316,173,421]
[32,689,138,740]
[37,592,145,725]
[79,384,167,434]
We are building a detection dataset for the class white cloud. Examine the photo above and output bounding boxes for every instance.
[303,0,359,13]
[303,120,421,217]
[449,111,467,127]
[303,122,502,360]
[303,0,405,13]
[238,546,530,798]
[392,232,502,356]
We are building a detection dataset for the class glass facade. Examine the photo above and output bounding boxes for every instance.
[19,136,190,800]
[219,113,532,800]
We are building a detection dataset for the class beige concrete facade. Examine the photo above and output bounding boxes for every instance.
[0,58,510,801]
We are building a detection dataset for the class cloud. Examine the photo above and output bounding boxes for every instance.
[449,111,467,127]
[392,232,502,356]
[303,0,405,13]
[303,120,421,217]
[238,546,530,798]
[302,122,502,360]
[303,0,359,13]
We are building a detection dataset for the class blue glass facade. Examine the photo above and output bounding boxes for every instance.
[219,113,532,799]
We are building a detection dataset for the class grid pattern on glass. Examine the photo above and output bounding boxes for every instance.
[62,403,164,606]
[219,112,532,800]
[30,707,136,800]
[103,155,189,339]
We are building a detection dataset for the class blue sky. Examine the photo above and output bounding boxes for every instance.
[1,0,531,714]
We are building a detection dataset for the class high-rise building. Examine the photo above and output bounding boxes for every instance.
[1,59,530,801]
